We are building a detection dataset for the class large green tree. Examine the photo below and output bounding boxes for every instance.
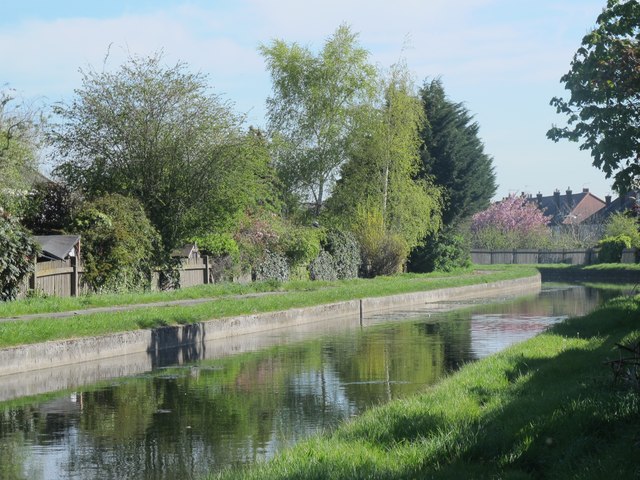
[548,0,640,192]
[328,63,442,252]
[50,53,274,250]
[260,25,377,216]
[0,90,41,213]
[418,79,496,225]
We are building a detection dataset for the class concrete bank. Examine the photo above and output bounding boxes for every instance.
[0,274,541,377]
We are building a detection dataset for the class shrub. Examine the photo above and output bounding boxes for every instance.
[352,206,408,277]
[598,234,632,263]
[0,213,39,301]
[253,250,289,282]
[410,228,471,273]
[309,250,338,281]
[73,194,161,292]
[324,229,360,279]
[604,212,640,248]
[281,226,322,269]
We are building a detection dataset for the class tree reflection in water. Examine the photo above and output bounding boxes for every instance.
[0,284,620,479]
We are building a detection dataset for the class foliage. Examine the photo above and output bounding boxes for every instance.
[73,194,161,292]
[253,250,289,282]
[309,250,338,281]
[324,229,360,280]
[351,206,407,277]
[0,90,41,214]
[328,62,442,252]
[260,25,377,215]
[604,211,640,247]
[548,0,640,192]
[189,233,240,259]
[597,234,632,263]
[280,226,322,269]
[419,79,497,225]
[0,213,39,301]
[50,53,275,250]
[21,181,78,234]
[471,194,551,249]
[409,226,471,273]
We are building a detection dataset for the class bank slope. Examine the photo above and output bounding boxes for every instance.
[212,295,640,479]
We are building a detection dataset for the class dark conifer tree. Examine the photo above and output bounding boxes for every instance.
[410,79,497,272]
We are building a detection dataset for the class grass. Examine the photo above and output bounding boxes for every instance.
[0,266,538,348]
[209,294,640,479]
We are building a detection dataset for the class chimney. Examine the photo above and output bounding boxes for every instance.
[536,192,543,206]
[553,189,560,207]
[582,187,589,193]
[566,187,573,207]
[605,195,612,207]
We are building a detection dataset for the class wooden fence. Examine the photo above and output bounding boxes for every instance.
[471,248,639,265]
[19,255,243,299]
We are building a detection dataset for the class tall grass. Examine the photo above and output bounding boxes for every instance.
[210,295,640,479]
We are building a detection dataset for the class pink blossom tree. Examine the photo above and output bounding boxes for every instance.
[470,195,551,249]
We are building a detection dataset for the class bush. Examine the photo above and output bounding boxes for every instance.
[0,213,39,301]
[73,194,161,292]
[281,226,322,269]
[604,212,640,248]
[598,234,632,263]
[253,250,289,282]
[309,250,338,281]
[324,229,360,279]
[352,207,408,277]
[410,228,471,273]
[189,232,239,259]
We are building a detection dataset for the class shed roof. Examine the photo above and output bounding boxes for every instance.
[34,235,80,261]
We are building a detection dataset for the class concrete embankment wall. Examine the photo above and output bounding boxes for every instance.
[0,274,540,377]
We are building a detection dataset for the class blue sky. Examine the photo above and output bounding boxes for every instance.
[1,0,614,200]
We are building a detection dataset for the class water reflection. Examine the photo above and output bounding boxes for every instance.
[0,284,624,479]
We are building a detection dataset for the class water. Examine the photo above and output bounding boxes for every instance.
[0,284,627,479]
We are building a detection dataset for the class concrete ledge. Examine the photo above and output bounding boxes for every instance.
[0,274,540,377]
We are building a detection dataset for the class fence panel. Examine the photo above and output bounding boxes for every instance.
[472,248,603,266]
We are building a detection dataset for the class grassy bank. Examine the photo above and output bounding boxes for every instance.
[0,266,537,348]
[211,294,640,479]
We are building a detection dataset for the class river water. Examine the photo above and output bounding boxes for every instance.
[0,283,626,479]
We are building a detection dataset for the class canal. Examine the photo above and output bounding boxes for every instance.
[0,283,627,479]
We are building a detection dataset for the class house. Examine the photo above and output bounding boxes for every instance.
[531,188,607,226]
[33,235,80,261]
[597,191,639,219]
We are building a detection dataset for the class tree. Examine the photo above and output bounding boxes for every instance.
[470,194,551,249]
[548,0,640,192]
[418,79,497,225]
[21,181,78,234]
[0,89,41,214]
[260,25,377,216]
[50,53,274,250]
[327,62,442,253]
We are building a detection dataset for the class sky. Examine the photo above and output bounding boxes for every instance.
[1,0,615,200]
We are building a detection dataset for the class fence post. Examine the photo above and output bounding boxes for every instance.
[204,255,210,285]
[71,256,78,297]
[29,258,37,292]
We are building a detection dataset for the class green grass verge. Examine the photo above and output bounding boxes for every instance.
[0,266,537,348]
[0,268,490,318]
[210,294,640,479]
